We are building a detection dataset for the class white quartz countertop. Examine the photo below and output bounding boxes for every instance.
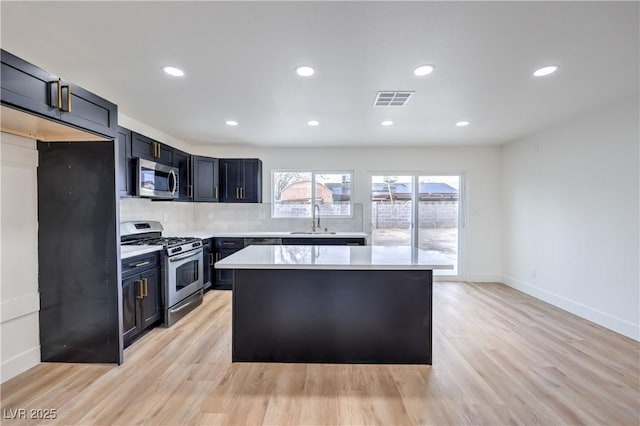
[120,245,163,259]
[215,245,453,270]
[183,231,368,240]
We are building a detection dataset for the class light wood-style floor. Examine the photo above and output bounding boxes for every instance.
[2,282,639,425]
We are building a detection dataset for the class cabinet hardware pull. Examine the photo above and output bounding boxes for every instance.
[236,187,239,199]
[215,253,220,262]
[214,187,218,199]
[55,79,62,109]
[188,185,193,198]
[136,280,144,299]
[130,260,150,268]
[240,187,244,199]
[61,84,72,112]
[209,253,214,266]
[143,278,148,297]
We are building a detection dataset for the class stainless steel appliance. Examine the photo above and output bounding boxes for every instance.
[121,221,203,327]
[135,158,179,199]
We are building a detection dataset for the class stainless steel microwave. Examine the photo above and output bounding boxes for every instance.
[135,158,179,199]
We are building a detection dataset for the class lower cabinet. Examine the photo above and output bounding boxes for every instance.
[202,238,214,290]
[281,238,366,246]
[213,238,245,290]
[121,252,162,348]
[211,237,366,290]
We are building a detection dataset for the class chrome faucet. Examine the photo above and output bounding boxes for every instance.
[312,204,321,232]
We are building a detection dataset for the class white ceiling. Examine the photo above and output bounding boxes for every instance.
[1,1,638,148]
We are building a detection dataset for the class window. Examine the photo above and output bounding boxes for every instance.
[272,170,353,218]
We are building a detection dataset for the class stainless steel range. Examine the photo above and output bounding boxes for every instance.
[121,221,204,327]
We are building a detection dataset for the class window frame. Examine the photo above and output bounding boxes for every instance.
[271,169,354,219]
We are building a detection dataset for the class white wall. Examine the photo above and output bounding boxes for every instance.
[0,132,40,382]
[501,95,640,340]
[190,145,503,281]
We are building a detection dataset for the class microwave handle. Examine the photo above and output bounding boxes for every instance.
[168,169,178,195]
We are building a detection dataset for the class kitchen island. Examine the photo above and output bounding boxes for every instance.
[215,245,452,364]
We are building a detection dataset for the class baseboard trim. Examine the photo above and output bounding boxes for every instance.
[1,346,40,383]
[502,274,639,341]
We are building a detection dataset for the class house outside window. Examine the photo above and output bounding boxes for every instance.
[272,170,353,218]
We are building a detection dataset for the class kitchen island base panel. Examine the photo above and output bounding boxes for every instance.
[232,269,432,364]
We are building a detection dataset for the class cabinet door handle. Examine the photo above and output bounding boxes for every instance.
[188,185,193,198]
[130,260,150,268]
[136,280,144,299]
[215,252,220,262]
[209,253,214,266]
[215,187,218,199]
[236,187,240,199]
[61,84,71,112]
[143,278,148,297]
[241,187,245,199]
[55,79,62,109]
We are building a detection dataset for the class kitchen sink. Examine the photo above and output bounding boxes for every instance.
[289,231,337,235]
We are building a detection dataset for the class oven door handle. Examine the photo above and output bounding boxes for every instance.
[169,248,203,262]
[169,296,200,314]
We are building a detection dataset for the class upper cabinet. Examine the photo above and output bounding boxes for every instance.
[1,49,117,139]
[116,126,134,197]
[220,159,262,203]
[192,155,219,202]
[131,132,173,165]
[172,149,192,202]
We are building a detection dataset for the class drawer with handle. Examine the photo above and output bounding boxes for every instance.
[214,238,244,249]
[121,252,159,277]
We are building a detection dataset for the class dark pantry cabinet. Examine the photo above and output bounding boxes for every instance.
[1,49,117,139]
[121,252,162,347]
[37,141,122,364]
[220,159,262,203]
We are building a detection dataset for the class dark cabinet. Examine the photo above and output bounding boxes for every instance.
[37,141,121,364]
[121,252,162,348]
[220,159,262,203]
[282,238,366,246]
[131,132,172,165]
[202,238,214,290]
[59,81,117,138]
[116,126,134,197]
[192,156,219,202]
[213,238,245,290]
[1,49,117,138]
[173,149,192,201]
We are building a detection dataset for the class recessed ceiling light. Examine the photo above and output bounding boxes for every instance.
[533,65,558,77]
[296,66,315,77]
[225,120,238,126]
[456,121,470,127]
[413,65,434,76]
[381,120,393,126]
[307,120,319,126]
[163,66,184,77]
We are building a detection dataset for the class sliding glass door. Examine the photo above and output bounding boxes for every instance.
[371,174,462,275]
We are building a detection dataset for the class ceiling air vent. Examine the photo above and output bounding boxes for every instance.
[374,91,414,107]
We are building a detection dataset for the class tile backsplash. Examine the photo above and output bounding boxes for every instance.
[120,198,364,235]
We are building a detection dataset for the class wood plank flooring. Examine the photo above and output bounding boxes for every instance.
[2,282,639,425]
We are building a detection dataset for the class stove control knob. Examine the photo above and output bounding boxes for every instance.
[192,242,201,248]
[172,247,182,254]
